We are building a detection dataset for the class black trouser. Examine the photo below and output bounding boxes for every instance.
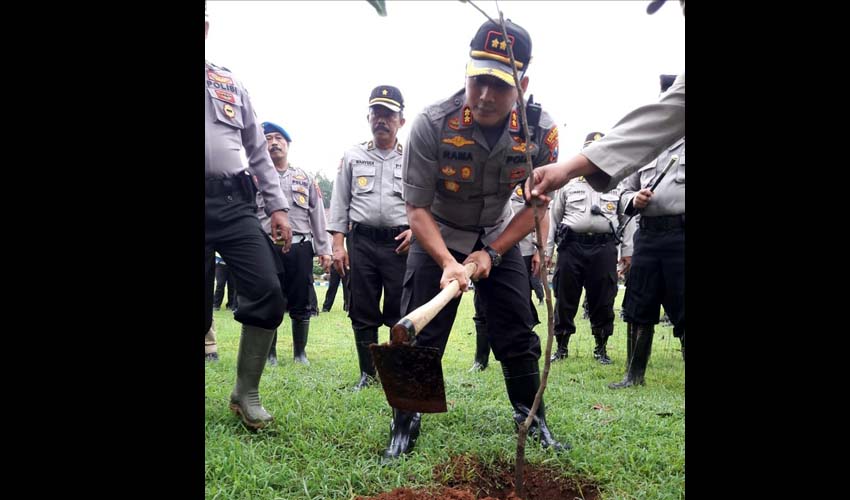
[204,186,285,334]
[622,226,685,338]
[277,240,314,321]
[524,255,545,302]
[323,264,350,311]
[401,241,540,362]
[552,239,618,336]
[213,263,237,309]
[347,226,408,331]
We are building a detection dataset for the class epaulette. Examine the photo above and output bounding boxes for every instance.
[425,88,465,122]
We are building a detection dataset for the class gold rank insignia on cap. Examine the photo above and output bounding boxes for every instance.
[607,202,615,211]
[444,180,460,192]
[357,177,368,187]
[382,89,388,95]
[441,166,457,177]
[461,166,472,180]
[442,135,475,148]
[223,104,235,119]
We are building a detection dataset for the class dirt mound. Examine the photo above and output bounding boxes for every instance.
[355,454,599,500]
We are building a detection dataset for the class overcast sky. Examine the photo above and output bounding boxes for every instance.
[205,0,684,180]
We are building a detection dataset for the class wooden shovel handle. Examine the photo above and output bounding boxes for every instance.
[391,262,477,343]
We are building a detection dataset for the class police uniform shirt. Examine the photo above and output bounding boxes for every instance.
[327,141,407,233]
[403,89,559,254]
[509,185,540,258]
[619,137,685,217]
[582,72,685,193]
[543,177,620,251]
[257,165,332,256]
[204,61,288,214]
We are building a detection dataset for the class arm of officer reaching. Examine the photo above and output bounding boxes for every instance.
[525,155,600,205]
[407,204,468,297]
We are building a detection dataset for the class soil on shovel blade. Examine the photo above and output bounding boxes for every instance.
[355,454,600,500]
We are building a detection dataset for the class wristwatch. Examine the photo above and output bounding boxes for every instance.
[484,245,502,267]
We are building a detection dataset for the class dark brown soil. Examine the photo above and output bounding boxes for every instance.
[355,454,600,500]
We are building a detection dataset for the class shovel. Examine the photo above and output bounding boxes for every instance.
[370,262,477,413]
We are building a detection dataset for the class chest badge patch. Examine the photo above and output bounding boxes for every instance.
[357,177,368,187]
[444,180,460,192]
[223,104,235,119]
[460,166,472,180]
[442,135,475,148]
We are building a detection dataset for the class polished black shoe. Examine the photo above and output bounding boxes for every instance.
[205,352,219,362]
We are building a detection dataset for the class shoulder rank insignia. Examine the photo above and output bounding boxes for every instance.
[462,106,473,126]
[509,110,519,132]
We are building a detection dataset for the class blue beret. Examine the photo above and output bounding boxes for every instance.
[261,121,292,142]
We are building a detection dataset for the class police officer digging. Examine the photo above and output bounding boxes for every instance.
[205,5,292,430]
[545,132,632,365]
[327,85,412,392]
[394,19,567,461]
[258,122,333,366]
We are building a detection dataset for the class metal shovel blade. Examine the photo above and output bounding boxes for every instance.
[370,342,447,413]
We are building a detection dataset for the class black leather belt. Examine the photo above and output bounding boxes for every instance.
[639,214,685,231]
[353,223,409,242]
[566,232,614,244]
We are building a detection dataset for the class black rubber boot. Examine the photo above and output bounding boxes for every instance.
[609,324,654,389]
[267,329,278,366]
[292,318,310,365]
[353,329,378,391]
[592,327,613,365]
[230,324,276,430]
[469,324,490,372]
[550,333,570,361]
[502,358,570,452]
[381,407,422,463]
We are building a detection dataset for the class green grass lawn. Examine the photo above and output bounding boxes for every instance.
[205,285,684,499]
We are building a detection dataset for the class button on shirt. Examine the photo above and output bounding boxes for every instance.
[327,141,407,233]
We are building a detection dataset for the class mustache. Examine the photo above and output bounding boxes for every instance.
[373,125,390,133]
[270,146,283,152]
